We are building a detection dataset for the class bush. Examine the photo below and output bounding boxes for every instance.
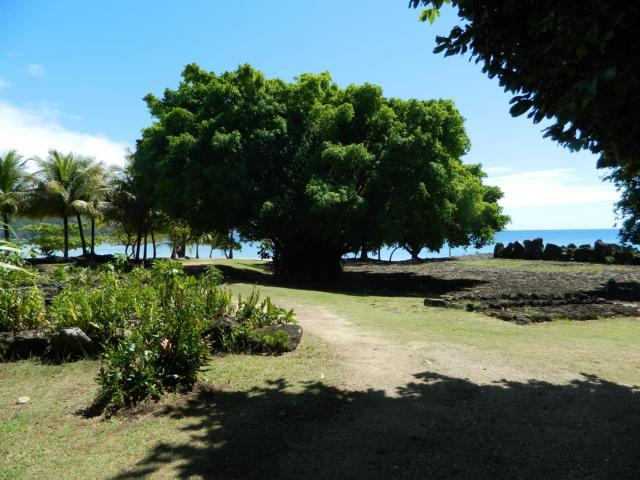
[49,270,159,344]
[16,259,295,414]
[235,289,295,328]
[97,265,210,415]
[206,288,296,353]
[0,286,46,332]
[251,329,290,354]
[97,330,163,415]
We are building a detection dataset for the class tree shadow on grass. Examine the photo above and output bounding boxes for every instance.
[113,373,640,479]
[185,262,486,298]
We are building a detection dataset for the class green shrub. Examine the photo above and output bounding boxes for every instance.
[49,270,159,344]
[250,330,289,354]
[97,330,163,415]
[0,286,47,332]
[33,261,294,414]
[206,289,295,353]
[235,289,295,329]
[97,267,210,415]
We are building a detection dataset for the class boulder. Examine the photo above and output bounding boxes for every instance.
[574,245,594,263]
[424,297,448,307]
[0,332,14,359]
[493,242,505,258]
[46,328,96,361]
[542,243,563,261]
[207,315,240,333]
[205,316,242,350]
[603,278,619,295]
[252,323,303,352]
[12,330,49,359]
[593,239,618,263]
[503,242,515,258]
[511,241,526,259]
[523,238,544,260]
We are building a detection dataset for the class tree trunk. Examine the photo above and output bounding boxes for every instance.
[135,229,142,260]
[143,227,148,260]
[178,234,187,258]
[359,242,369,261]
[228,247,233,259]
[388,246,400,262]
[77,214,87,256]
[63,216,69,261]
[151,229,157,259]
[90,217,96,256]
[272,240,342,282]
[377,248,381,261]
[195,242,199,259]
[2,213,9,241]
[209,246,213,258]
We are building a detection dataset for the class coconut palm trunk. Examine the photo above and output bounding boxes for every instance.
[76,214,87,256]
[90,217,96,256]
[63,216,69,260]
[2,213,9,241]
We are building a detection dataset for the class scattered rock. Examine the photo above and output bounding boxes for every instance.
[524,238,544,260]
[0,330,49,360]
[424,298,449,307]
[0,332,14,359]
[542,243,563,261]
[252,323,303,351]
[593,239,618,263]
[503,242,515,258]
[17,396,30,404]
[511,241,526,259]
[604,278,619,295]
[574,245,594,263]
[46,328,96,361]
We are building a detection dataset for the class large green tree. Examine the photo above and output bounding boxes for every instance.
[0,150,28,241]
[410,0,640,240]
[133,64,507,280]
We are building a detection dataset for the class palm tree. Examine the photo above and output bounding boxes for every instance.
[86,167,113,256]
[28,150,104,260]
[0,150,28,241]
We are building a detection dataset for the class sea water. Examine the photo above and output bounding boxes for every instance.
[56,229,622,262]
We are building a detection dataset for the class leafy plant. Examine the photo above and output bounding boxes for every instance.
[97,330,163,416]
[0,285,46,332]
[250,330,289,354]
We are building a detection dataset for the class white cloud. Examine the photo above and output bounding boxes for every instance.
[486,168,619,208]
[0,99,129,168]
[0,78,9,90]
[27,63,46,77]
[482,166,512,175]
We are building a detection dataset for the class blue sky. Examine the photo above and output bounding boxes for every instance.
[0,0,619,230]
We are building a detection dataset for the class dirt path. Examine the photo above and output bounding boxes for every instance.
[282,301,557,395]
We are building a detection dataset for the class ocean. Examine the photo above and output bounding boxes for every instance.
[56,229,623,262]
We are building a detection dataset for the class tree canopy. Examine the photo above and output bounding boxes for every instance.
[133,64,507,280]
[410,0,640,242]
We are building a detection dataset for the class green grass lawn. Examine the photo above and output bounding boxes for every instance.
[0,336,337,480]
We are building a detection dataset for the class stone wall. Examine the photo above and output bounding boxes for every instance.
[493,238,640,265]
